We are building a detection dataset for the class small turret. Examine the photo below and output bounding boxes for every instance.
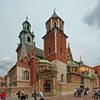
[22,16,31,32]
[16,17,35,60]
[45,9,64,32]
[18,17,35,45]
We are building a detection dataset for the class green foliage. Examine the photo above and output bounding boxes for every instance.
[90,73,97,79]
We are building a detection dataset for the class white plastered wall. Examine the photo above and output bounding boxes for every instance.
[51,60,67,83]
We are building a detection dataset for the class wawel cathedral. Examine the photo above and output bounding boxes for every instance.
[5,10,98,95]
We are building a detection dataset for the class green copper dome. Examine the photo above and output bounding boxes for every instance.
[67,60,77,67]
[39,59,51,64]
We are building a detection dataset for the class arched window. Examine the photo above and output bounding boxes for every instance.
[61,74,64,82]
[54,22,57,27]
[23,70,29,80]
[27,36,30,42]
[27,25,29,30]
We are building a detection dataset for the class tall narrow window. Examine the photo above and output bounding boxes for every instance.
[23,70,29,80]
[61,74,64,82]
[49,48,51,54]
[54,22,57,27]
[27,25,29,30]
[27,37,30,42]
[61,47,62,54]
[48,24,50,30]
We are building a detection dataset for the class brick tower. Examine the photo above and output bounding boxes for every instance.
[43,10,68,82]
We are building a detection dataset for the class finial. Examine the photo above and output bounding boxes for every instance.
[80,55,82,62]
[68,43,70,47]
[54,8,56,12]
[52,8,58,17]
[26,15,28,21]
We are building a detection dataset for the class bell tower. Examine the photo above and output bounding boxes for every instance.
[43,10,68,82]
[19,16,35,46]
[16,17,35,61]
[16,17,38,86]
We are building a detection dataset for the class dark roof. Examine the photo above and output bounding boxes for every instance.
[25,43,35,53]
[25,44,44,58]
[67,43,73,61]
[46,10,64,24]
[36,47,44,58]
[51,10,58,17]
[22,20,31,26]
[16,44,22,52]
[42,27,68,39]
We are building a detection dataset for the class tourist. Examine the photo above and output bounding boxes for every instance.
[32,90,37,100]
[73,88,77,96]
[0,92,6,100]
[39,90,44,100]
[20,89,26,100]
[25,90,28,100]
[77,88,82,97]
[83,88,88,96]
[16,90,21,100]
[93,88,98,99]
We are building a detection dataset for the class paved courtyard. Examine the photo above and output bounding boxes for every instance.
[6,94,95,100]
[44,94,95,100]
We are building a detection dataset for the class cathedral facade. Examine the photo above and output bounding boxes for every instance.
[6,10,97,95]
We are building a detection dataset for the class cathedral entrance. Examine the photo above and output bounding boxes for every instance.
[44,80,51,92]
[37,59,57,94]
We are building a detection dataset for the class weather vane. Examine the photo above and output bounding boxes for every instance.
[26,15,28,21]
[54,8,56,12]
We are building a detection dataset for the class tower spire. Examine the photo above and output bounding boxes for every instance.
[26,15,28,21]
[52,8,58,17]
[54,8,56,12]
[67,43,73,61]
[79,55,84,67]
[80,55,82,62]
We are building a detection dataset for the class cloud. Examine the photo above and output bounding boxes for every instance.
[84,1,100,30]
[0,57,16,76]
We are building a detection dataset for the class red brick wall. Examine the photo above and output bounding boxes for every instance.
[93,65,100,87]
[44,29,67,64]
[29,57,39,86]
[44,31,55,57]
[93,65,100,75]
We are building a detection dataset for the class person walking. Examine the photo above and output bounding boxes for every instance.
[73,88,77,96]
[20,89,26,100]
[0,92,6,100]
[16,90,21,100]
[39,90,44,100]
[32,90,37,100]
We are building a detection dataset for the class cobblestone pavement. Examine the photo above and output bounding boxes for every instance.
[6,94,95,100]
[44,94,95,100]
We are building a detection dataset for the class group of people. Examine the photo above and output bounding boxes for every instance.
[92,88,100,99]
[74,87,89,97]
[16,89,44,100]
[31,90,44,100]
[16,89,28,100]
[74,87,100,99]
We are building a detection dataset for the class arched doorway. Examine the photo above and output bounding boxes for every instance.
[44,80,51,92]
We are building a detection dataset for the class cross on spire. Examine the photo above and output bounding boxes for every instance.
[26,15,28,21]
[54,8,56,12]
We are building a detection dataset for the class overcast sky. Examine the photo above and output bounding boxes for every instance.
[0,0,100,76]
